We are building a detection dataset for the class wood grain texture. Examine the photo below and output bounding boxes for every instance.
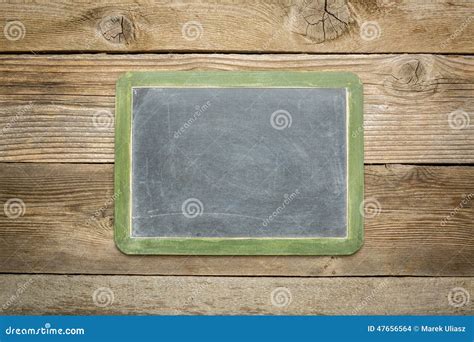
[0,162,472,276]
[1,0,472,318]
[0,54,473,163]
[0,0,473,53]
[0,274,472,315]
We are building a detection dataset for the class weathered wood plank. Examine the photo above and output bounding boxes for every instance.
[0,0,473,53]
[0,54,473,163]
[0,163,472,276]
[0,275,472,315]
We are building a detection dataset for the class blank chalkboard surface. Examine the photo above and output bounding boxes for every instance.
[115,72,364,255]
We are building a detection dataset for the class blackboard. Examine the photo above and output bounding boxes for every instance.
[114,72,364,255]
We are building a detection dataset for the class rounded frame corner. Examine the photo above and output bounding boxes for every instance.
[114,234,133,255]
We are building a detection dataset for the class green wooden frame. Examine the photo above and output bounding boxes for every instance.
[115,71,364,255]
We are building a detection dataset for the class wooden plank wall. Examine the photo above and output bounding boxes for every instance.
[0,0,473,315]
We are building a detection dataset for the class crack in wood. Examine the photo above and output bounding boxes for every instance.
[98,14,135,45]
[286,0,352,43]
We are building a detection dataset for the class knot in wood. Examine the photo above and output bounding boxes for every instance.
[286,0,352,43]
[98,14,134,45]
[383,57,439,99]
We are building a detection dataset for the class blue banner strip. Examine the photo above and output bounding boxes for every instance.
[0,316,472,342]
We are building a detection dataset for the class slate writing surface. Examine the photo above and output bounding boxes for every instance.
[131,87,347,238]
